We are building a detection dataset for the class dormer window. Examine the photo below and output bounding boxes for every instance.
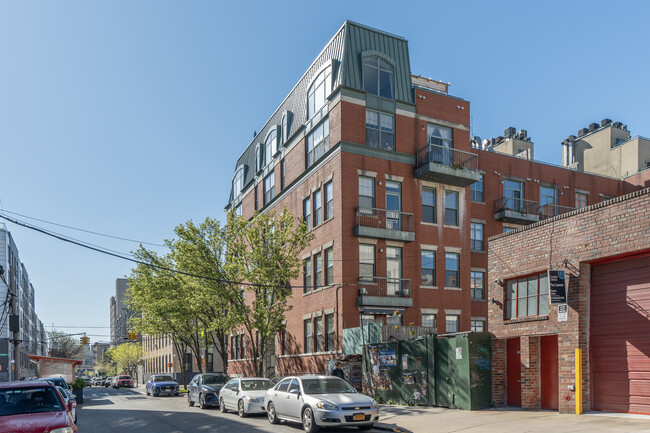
[307,66,332,119]
[255,144,263,173]
[265,129,277,165]
[363,56,394,99]
[282,113,288,144]
[233,167,244,198]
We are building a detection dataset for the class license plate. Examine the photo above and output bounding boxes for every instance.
[353,414,365,421]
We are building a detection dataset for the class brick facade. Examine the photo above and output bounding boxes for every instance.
[488,188,650,413]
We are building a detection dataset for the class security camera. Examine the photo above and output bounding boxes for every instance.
[494,279,499,284]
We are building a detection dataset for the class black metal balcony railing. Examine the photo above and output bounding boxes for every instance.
[356,207,414,233]
[416,144,479,171]
[538,203,576,220]
[358,276,411,297]
[494,197,539,215]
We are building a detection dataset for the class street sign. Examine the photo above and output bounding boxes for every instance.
[548,270,567,304]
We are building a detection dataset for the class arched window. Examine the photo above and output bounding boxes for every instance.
[307,65,332,119]
[363,56,394,99]
[265,129,277,165]
[233,167,244,198]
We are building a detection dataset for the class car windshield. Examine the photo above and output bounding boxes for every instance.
[301,378,356,394]
[41,378,66,388]
[241,379,273,391]
[203,375,228,385]
[118,376,131,380]
[153,376,174,382]
[0,386,64,416]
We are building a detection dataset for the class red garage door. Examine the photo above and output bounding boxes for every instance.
[591,254,650,414]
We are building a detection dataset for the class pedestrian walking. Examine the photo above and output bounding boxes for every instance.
[331,361,345,380]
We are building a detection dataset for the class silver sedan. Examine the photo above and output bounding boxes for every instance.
[219,377,274,417]
[263,376,379,432]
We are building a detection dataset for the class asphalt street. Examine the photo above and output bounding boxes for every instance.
[79,385,383,433]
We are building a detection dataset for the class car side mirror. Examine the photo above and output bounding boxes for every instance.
[231,387,238,392]
[290,389,300,396]
[67,400,75,411]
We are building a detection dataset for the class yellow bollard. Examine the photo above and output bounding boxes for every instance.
[575,348,582,415]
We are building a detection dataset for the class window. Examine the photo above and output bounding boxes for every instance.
[306,118,329,167]
[421,250,435,286]
[280,159,285,190]
[575,191,588,208]
[313,189,322,226]
[506,272,549,319]
[503,226,516,233]
[422,313,436,327]
[304,319,312,353]
[387,314,402,327]
[422,187,436,223]
[359,244,375,281]
[503,179,524,212]
[234,203,242,216]
[315,316,323,353]
[366,109,395,151]
[471,319,485,332]
[324,181,333,220]
[386,247,402,296]
[256,145,263,172]
[361,314,376,326]
[445,191,459,226]
[233,168,244,198]
[427,124,453,165]
[314,252,322,289]
[254,184,258,210]
[303,197,311,230]
[325,314,335,351]
[231,336,236,359]
[263,172,275,205]
[325,247,334,285]
[539,185,558,217]
[363,56,394,99]
[307,66,331,118]
[471,271,484,300]
[470,222,484,251]
[359,176,375,210]
[446,314,460,333]
[280,329,287,355]
[265,129,277,165]
[303,259,312,293]
[471,174,484,202]
[281,113,288,144]
[445,252,459,287]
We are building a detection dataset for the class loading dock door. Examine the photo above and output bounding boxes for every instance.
[591,254,650,415]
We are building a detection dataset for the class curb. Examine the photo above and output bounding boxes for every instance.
[374,424,405,432]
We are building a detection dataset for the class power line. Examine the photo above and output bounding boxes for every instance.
[0,209,167,248]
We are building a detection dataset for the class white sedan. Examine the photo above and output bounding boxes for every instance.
[219,377,274,417]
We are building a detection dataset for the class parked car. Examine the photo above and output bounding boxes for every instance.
[57,385,77,424]
[0,380,77,432]
[146,375,180,397]
[219,377,274,417]
[113,375,134,388]
[40,376,70,391]
[91,377,104,386]
[82,377,92,387]
[264,376,379,432]
[104,377,113,387]
[188,373,229,409]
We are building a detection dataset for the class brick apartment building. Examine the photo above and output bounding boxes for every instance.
[225,21,647,378]
[488,187,650,414]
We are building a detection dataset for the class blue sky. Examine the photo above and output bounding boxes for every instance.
[1,1,649,343]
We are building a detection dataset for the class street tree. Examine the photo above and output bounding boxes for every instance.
[47,330,87,360]
[226,209,312,377]
[106,342,143,380]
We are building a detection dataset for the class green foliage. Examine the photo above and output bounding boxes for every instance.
[70,378,86,390]
[47,329,87,360]
[106,343,143,376]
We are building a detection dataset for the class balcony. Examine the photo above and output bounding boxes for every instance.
[354,207,415,242]
[357,277,413,309]
[538,203,576,220]
[493,197,540,224]
[415,144,481,187]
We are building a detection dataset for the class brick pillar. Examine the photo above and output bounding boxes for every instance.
[521,336,540,409]
[491,337,506,407]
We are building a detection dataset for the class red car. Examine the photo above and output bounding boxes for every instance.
[113,375,134,388]
[0,380,77,432]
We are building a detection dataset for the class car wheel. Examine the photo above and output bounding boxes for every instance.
[219,397,227,413]
[188,393,194,406]
[238,399,246,417]
[199,393,207,409]
[302,407,319,433]
[357,425,374,431]
[267,402,279,424]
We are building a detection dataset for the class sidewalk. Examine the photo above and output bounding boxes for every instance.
[375,405,650,433]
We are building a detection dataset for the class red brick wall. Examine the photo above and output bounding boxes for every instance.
[488,188,650,413]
